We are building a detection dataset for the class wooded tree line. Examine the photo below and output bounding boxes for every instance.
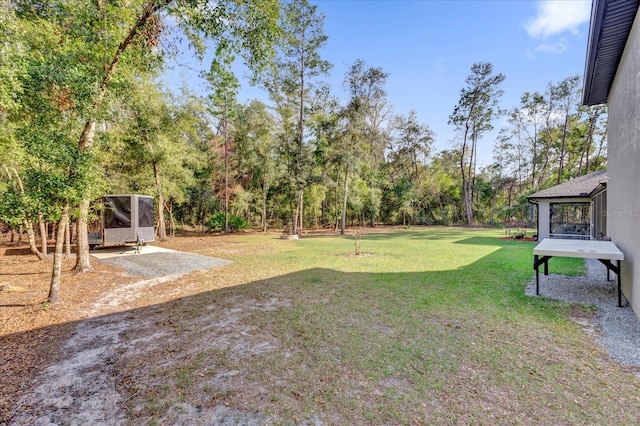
[0,0,606,302]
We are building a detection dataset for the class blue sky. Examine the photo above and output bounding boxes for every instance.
[165,0,593,166]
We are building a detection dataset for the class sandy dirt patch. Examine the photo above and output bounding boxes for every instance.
[0,240,233,424]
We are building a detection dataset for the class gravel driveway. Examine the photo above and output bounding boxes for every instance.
[94,246,231,278]
[526,258,640,369]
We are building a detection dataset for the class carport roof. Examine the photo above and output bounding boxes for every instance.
[528,170,608,201]
[583,0,640,106]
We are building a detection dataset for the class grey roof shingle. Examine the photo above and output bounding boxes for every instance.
[528,170,608,200]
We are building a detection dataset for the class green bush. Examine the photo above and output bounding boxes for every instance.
[207,213,250,232]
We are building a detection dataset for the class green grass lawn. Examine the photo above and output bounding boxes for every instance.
[125,227,640,424]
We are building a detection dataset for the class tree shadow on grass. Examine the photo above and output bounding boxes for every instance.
[2,241,637,425]
[331,227,487,243]
[453,235,536,247]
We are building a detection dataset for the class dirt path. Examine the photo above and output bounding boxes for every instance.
[8,272,180,424]
[8,278,291,425]
[4,246,242,425]
[10,315,129,425]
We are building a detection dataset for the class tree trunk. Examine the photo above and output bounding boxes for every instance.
[490,190,497,224]
[460,163,473,227]
[48,205,69,304]
[536,131,553,192]
[3,165,44,259]
[23,219,46,260]
[580,107,600,175]
[64,219,71,258]
[459,122,473,227]
[297,190,304,236]
[291,208,297,235]
[531,124,538,190]
[153,162,167,241]
[223,98,230,234]
[469,135,478,221]
[556,117,569,184]
[38,214,47,257]
[167,201,175,238]
[74,198,92,272]
[466,129,480,226]
[334,183,339,232]
[370,179,377,228]
[341,166,349,235]
[262,178,268,233]
[75,0,171,269]
[426,200,437,224]
[594,129,607,168]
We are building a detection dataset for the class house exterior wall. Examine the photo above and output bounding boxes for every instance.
[537,202,550,239]
[607,10,640,318]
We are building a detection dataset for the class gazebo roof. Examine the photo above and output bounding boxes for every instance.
[528,170,608,201]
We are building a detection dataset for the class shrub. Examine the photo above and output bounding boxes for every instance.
[207,213,250,232]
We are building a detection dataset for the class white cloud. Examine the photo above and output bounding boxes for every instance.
[525,0,591,39]
[535,38,569,54]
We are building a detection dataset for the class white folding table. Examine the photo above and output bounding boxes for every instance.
[533,238,625,307]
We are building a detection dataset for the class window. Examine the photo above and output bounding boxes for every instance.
[104,196,132,229]
[138,197,154,228]
[550,202,591,239]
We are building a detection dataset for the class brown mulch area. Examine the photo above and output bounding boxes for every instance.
[0,242,139,423]
[498,236,538,242]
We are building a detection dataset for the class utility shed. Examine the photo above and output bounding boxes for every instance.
[527,170,608,240]
[89,194,155,249]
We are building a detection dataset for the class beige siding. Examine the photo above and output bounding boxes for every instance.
[608,10,640,318]
[537,202,550,239]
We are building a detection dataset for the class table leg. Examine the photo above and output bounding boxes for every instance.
[534,255,539,295]
[617,260,622,308]
[598,259,622,307]
[533,256,552,296]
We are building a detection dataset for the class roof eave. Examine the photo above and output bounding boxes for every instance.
[527,195,593,202]
[582,0,640,106]
[582,0,608,106]
[588,181,608,198]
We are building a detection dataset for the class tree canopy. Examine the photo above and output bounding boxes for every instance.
[0,0,607,301]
